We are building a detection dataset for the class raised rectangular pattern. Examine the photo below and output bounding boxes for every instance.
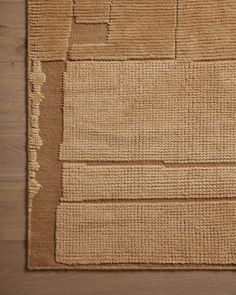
[28,0,72,60]
[74,0,111,23]
[62,163,236,201]
[177,0,236,60]
[69,0,176,59]
[60,60,236,162]
[56,201,236,265]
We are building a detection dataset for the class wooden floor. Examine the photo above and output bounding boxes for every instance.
[1,1,236,294]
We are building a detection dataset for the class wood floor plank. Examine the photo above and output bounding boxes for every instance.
[1,241,236,295]
[0,182,25,240]
[0,123,25,181]
[0,121,25,136]
[0,62,25,122]
[0,2,25,62]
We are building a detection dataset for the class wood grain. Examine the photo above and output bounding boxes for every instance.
[0,182,25,240]
[0,0,236,294]
[1,241,236,295]
[0,2,25,62]
[0,62,25,122]
[0,122,25,182]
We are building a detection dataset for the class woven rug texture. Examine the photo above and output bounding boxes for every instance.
[28,0,236,269]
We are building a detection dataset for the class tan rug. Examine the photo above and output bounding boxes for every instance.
[28,0,236,269]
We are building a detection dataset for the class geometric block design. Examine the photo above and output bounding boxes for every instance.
[56,201,236,265]
[60,61,236,163]
[28,0,236,270]
[62,163,236,201]
[69,0,176,60]
[28,0,72,60]
[74,0,111,23]
[177,0,236,60]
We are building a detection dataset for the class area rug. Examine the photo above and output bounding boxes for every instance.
[28,0,236,269]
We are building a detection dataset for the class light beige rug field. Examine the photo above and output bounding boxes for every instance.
[28,0,236,269]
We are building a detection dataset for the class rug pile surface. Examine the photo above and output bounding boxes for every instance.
[28,0,236,269]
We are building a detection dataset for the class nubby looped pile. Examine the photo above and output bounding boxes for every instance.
[28,0,236,269]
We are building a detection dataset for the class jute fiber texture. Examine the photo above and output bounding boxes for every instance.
[28,0,236,269]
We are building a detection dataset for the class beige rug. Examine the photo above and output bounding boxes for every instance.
[28,0,236,269]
